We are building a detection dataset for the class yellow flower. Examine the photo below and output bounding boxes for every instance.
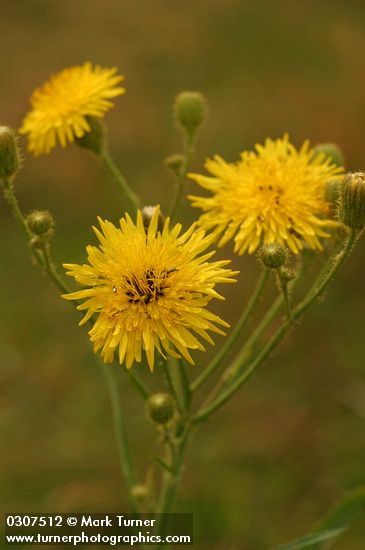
[19,62,125,156]
[188,135,344,254]
[63,208,237,371]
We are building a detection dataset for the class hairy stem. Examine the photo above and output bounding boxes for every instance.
[168,134,195,223]
[102,364,139,512]
[277,267,292,321]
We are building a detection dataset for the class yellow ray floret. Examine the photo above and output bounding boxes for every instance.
[62,208,238,371]
[188,134,344,254]
[19,62,125,156]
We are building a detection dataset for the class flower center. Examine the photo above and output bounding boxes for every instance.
[119,268,178,306]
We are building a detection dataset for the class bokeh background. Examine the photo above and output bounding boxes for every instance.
[1,1,365,548]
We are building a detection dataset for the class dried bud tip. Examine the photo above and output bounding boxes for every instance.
[260,242,287,269]
[313,143,344,167]
[174,91,207,136]
[141,205,165,232]
[147,392,175,425]
[0,126,20,179]
[27,210,55,236]
[338,171,365,230]
[75,116,105,156]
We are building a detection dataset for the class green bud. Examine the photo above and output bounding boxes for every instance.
[338,171,365,230]
[174,91,207,136]
[75,116,105,155]
[260,243,287,269]
[313,143,344,167]
[27,210,55,236]
[141,205,165,232]
[0,126,20,179]
[147,392,175,425]
[164,153,184,177]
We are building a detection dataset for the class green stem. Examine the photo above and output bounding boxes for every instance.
[157,429,191,536]
[277,267,292,321]
[191,269,270,392]
[194,231,359,423]
[42,245,72,294]
[100,151,140,215]
[1,178,47,269]
[168,135,195,223]
[102,364,139,512]
[127,370,150,400]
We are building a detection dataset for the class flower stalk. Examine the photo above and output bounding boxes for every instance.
[168,133,196,223]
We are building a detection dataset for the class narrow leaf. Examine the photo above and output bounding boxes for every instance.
[271,527,347,550]
[310,486,365,549]
[154,456,174,473]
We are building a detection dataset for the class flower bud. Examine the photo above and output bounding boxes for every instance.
[75,116,105,155]
[0,126,20,179]
[131,484,148,502]
[260,243,287,269]
[174,91,207,136]
[147,392,175,425]
[338,171,365,230]
[164,154,184,177]
[141,205,165,232]
[325,179,341,206]
[27,210,55,236]
[313,143,344,167]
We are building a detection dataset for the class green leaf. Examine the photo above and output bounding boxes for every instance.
[271,528,347,550]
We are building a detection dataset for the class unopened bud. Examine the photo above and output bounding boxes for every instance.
[174,91,207,136]
[260,243,287,269]
[0,126,20,179]
[75,116,105,155]
[141,205,165,231]
[27,210,54,236]
[164,154,184,176]
[338,171,365,230]
[313,143,344,167]
[147,392,175,425]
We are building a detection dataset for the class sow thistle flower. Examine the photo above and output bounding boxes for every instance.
[189,135,344,254]
[63,208,237,371]
[19,62,125,156]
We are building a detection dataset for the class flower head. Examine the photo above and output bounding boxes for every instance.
[19,62,125,156]
[188,135,344,254]
[63,208,237,371]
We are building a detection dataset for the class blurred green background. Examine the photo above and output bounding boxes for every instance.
[1,1,365,548]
